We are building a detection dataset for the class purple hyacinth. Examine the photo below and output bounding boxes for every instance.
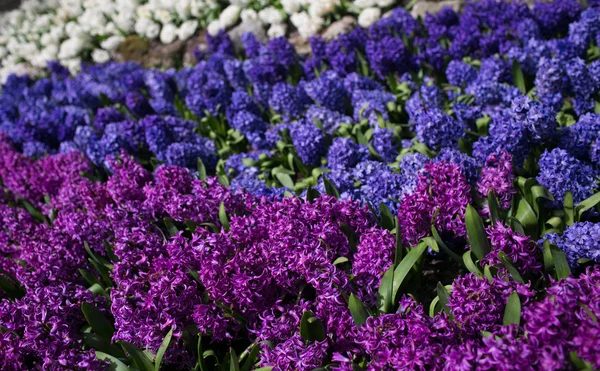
[477,151,516,211]
[542,222,600,268]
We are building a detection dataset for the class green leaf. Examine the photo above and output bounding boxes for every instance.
[564,191,574,226]
[575,191,600,221]
[348,294,369,328]
[431,226,462,263]
[514,198,537,238]
[306,187,320,203]
[498,252,525,284]
[82,302,114,340]
[0,275,25,299]
[378,266,394,314]
[21,198,46,223]
[465,205,491,260]
[96,351,132,371]
[429,296,441,317]
[530,185,554,215]
[462,250,482,276]
[483,265,494,282]
[219,202,230,231]
[120,342,155,371]
[275,173,295,189]
[154,328,174,371]
[253,368,274,371]
[542,240,555,274]
[487,191,500,225]
[436,282,451,316]
[299,311,326,342]
[503,291,521,326]
[323,175,340,198]
[79,269,101,287]
[391,243,427,301]
[333,257,349,265]
[339,222,358,253]
[512,60,526,94]
[394,218,404,265]
[164,218,178,237]
[240,343,261,371]
[84,334,126,359]
[379,203,395,230]
[197,159,207,181]
[550,244,571,279]
[229,348,240,371]
[422,237,439,253]
[196,335,208,371]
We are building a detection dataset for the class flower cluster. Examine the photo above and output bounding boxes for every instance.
[0,0,599,369]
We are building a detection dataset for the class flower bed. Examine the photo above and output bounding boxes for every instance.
[0,0,402,80]
[0,0,600,370]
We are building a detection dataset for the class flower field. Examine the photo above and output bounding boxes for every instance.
[1,0,600,370]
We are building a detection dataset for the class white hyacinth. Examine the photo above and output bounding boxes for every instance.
[177,20,198,41]
[91,48,110,63]
[358,7,381,28]
[159,23,178,44]
[219,5,241,29]
[259,7,284,25]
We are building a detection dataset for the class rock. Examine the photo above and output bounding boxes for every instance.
[228,19,267,54]
[288,32,312,56]
[183,31,207,65]
[410,0,464,18]
[321,16,357,41]
[116,35,150,63]
[143,39,186,69]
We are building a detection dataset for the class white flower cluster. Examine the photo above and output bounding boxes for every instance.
[0,0,400,82]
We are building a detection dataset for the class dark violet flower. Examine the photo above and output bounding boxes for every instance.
[290,121,326,166]
[371,127,399,163]
[536,148,597,204]
[477,151,516,211]
[558,113,600,160]
[482,222,542,274]
[365,36,412,79]
[542,222,600,268]
[435,148,479,185]
[413,108,464,151]
[269,82,309,118]
[306,105,352,135]
[327,137,368,170]
[446,60,477,87]
[304,72,348,113]
[398,162,471,246]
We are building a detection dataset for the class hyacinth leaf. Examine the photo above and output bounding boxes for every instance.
[96,351,132,371]
[275,172,295,190]
[88,283,110,299]
[574,191,600,222]
[550,244,571,279]
[379,203,395,231]
[462,250,483,277]
[542,240,555,274]
[512,60,526,94]
[498,252,525,284]
[120,342,155,371]
[85,334,126,359]
[154,327,174,371]
[323,175,340,198]
[483,265,494,282]
[79,268,101,287]
[395,217,404,265]
[197,159,207,181]
[487,191,500,225]
[422,237,439,253]
[21,198,47,224]
[431,226,462,263]
[348,293,369,328]
[164,218,179,236]
[339,222,358,253]
[103,241,119,262]
[391,243,427,301]
[569,352,595,371]
[378,266,395,314]
[228,348,240,371]
[465,204,491,260]
[219,202,230,232]
[195,335,208,371]
[436,282,451,316]
[306,187,320,203]
[514,198,538,239]
[300,311,326,342]
[0,274,25,299]
[564,191,574,226]
[429,296,440,317]
[253,368,274,371]
[530,185,554,215]
[82,302,115,341]
[503,291,521,326]
[240,343,261,371]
